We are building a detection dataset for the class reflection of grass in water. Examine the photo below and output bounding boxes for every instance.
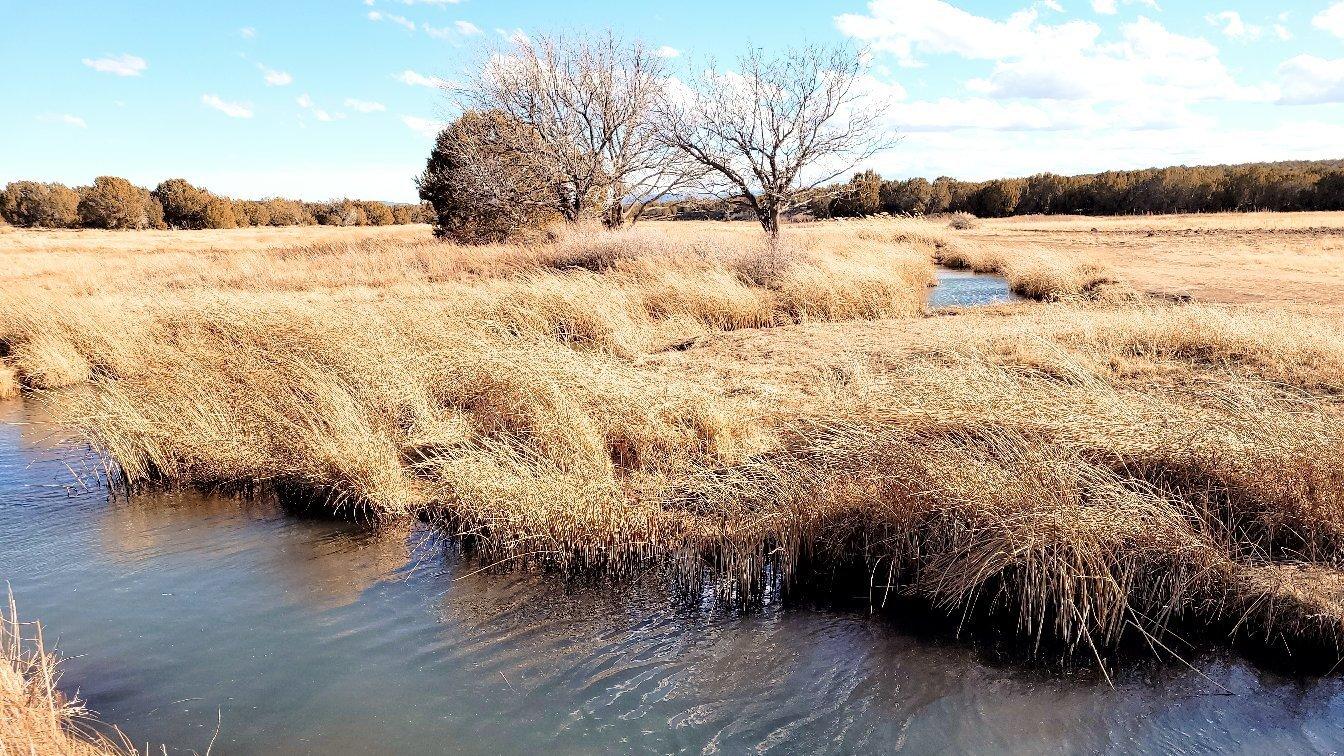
[3,218,1344,667]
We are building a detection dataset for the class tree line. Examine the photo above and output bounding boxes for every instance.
[794,159,1344,220]
[0,176,432,230]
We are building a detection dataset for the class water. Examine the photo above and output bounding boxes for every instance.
[929,267,1021,308]
[4,397,1344,754]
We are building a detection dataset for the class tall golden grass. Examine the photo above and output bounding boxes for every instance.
[4,217,1344,665]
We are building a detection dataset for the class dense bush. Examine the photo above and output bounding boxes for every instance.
[202,197,239,229]
[152,178,212,229]
[0,181,81,228]
[418,110,562,244]
[78,176,164,230]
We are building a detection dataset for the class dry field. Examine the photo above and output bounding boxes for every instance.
[963,211,1344,316]
[2,214,1344,679]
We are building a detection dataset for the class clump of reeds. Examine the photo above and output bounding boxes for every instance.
[1,593,139,755]
[947,212,978,230]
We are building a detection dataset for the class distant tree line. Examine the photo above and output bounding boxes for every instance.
[0,176,433,230]
[799,160,1344,220]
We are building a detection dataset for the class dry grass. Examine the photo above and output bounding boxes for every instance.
[4,216,1344,666]
[963,212,1344,315]
[935,237,1121,301]
[1,594,138,756]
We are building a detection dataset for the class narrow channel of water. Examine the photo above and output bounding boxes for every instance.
[929,267,1021,308]
[3,397,1344,754]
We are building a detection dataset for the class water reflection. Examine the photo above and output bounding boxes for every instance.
[3,397,1344,755]
[929,267,1021,308]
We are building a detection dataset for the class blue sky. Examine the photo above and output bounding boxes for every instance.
[2,0,1343,202]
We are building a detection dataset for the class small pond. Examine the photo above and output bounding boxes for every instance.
[929,267,1021,308]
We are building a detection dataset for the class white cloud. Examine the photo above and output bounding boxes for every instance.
[37,113,87,128]
[1315,2,1344,38]
[297,93,344,122]
[1274,24,1292,41]
[456,20,482,35]
[82,53,147,77]
[201,94,253,118]
[423,23,453,39]
[402,115,445,138]
[496,27,529,45]
[394,69,449,88]
[1091,0,1158,14]
[655,45,681,58]
[1206,11,1261,40]
[395,0,463,4]
[1277,55,1344,104]
[836,2,1102,67]
[240,27,256,39]
[344,98,387,113]
[1042,0,1064,11]
[259,65,293,86]
[839,4,1271,110]
[367,10,415,31]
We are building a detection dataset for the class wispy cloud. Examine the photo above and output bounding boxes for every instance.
[495,28,529,45]
[402,115,444,138]
[344,98,387,113]
[395,69,449,88]
[456,20,482,35]
[259,64,293,86]
[37,113,87,128]
[655,45,680,58]
[368,10,416,31]
[297,93,344,122]
[82,53,147,77]
[201,94,253,118]
[240,27,256,39]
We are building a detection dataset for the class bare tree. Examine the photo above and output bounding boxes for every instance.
[659,44,890,238]
[459,30,699,227]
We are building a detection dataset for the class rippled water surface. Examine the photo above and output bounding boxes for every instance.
[929,267,1021,308]
[3,398,1344,754]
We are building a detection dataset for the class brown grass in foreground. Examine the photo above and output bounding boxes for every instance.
[3,217,1344,666]
[1,594,137,756]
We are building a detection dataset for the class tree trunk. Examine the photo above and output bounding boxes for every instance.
[758,202,781,240]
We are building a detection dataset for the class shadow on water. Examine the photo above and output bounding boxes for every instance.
[4,397,1344,754]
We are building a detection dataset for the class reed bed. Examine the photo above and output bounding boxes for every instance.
[1,594,138,755]
[4,218,1344,666]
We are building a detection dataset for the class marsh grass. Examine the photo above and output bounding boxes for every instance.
[4,218,1344,666]
[1,593,140,756]
[935,238,1121,301]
